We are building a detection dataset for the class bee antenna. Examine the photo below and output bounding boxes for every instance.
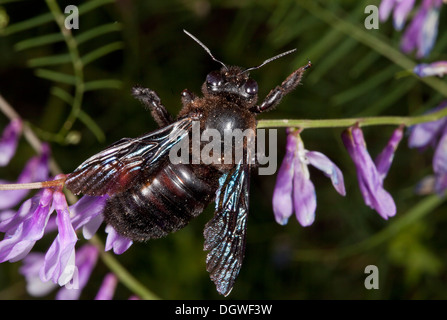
[183,30,228,70]
[241,48,297,74]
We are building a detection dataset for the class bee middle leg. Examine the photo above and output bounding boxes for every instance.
[250,60,312,114]
[132,86,174,127]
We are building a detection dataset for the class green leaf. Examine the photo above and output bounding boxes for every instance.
[14,33,64,51]
[50,86,74,105]
[84,79,122,92]
[75,22,122,45]
[81,41,123,66]
[332,65,399,106]
[28,53,72,67]
[35,69,77,85]
[2,12,53,35]
[78,110,106,143]
[78,0,115,14]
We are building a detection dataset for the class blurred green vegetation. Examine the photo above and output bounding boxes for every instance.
[0,0,446,300]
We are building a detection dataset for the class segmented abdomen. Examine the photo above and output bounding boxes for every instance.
[103,163,218,241]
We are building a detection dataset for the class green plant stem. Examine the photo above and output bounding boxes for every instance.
[89,235,161,300]
[45,0,84,138]
[257,104,447,129]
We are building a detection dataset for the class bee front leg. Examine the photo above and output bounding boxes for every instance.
[250,61,311,114]
[132,86,174,127]
[181,89,198,107]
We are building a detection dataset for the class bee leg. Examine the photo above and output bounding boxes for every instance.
[250,60,311,114]
[181,89,198,107]
[132,86,174,126]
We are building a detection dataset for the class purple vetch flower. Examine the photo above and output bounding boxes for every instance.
[272,129,346,227]
[105,224,133,255]
[0,143,50,210]
[375,124,405,181]
[0,188,54,263]
[400,0,443,58]
[0,118,22,167]
[20,253,58,297]
[379,0,416,30]
[20,244,100,299]
[95,273,118,300]
[414,61,447,77]
[0,174,131,296]
[40,190,78,285]
[341,125,404,219]
[409,102,447,194]
[408,102,447,150]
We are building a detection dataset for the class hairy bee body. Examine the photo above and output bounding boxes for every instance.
[104,163,219,241]
[65,30,310,295]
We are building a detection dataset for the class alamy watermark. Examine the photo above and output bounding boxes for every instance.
[364,5,379,30]
[364,265,379,290]
[64,5,79,30]
[168,121,278,175]
[59,264,79,290]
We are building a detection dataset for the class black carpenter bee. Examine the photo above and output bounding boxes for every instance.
[65,30,311,296]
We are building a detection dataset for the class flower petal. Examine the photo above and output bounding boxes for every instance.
[419,5,440,58]
[408,102,447,149]
[393,0,415,30]
[0,118,22,167]
[433,127,447,194]
[379,0,396,21]
[0,145,50,210]
[414,61,447,78]
[82,214,104,240]
[95,273,118,300]
[375,125,404,180]
[401,6,426,54]
[105,225,133,255]
[0,189,54,263]
[40,191,78,284]
[0,197,35,233]
[70,195,107,231]
[272,134,296,225]
[342,126,396,219]
[55,244,99,300]
[293,158,317,227]
[307,151,346,196]
[19,253,57,297]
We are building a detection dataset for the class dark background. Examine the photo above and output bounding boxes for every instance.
[0,0,446,299]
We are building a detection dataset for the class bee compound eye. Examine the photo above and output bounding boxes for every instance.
[244,79,258,95]
[206,71,223,87]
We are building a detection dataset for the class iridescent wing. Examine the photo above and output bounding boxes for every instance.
[203,160,250,296]
[65,117,193,196]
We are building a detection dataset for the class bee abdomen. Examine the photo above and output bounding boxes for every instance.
[103,163,218,241]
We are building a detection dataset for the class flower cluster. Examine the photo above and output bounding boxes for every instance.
[273,125,404,224]
[408,102,447,195]
[0,118,22,167]
[380,0,444,58]
[20,246,123,299]
[272,128,345,226]
[0,119,133,299]
[342,125,404,219]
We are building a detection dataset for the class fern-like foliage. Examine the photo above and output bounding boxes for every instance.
[2,0,123,144]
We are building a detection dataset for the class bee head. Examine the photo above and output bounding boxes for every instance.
[203,66,258,104]
[183,29,296,107]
